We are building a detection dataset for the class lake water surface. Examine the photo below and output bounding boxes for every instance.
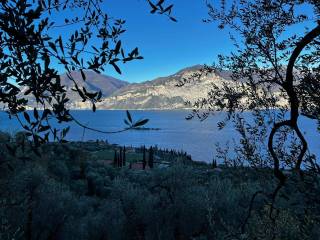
[0,110,319,163]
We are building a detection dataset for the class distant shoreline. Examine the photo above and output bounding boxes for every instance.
[20,108,195,111]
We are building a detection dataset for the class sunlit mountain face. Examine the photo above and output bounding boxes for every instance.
[19,65,232,110]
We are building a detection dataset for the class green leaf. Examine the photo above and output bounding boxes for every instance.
[41,109,51,120]
[48,42,57,53]
[72,56,80,65]
[33,108,39,120]
[163,4,173,13]
[169,17,177,22]
[58,36,64,55]
[124,119,131,126]
[133,119,149,127]
[132,47,139,56]
[77,89,86,101]
[157,0,164,6]
[110,62,121,74]
[97,91,102,100]
[38,125,50,132]
[92,46,99,52]
[70,41,76,56]
[148,0,157,11]
[126,110,132,123]
[80,69,86,81]
[24,112,30,123]
[62,126,70,138]
[115,40,121,55]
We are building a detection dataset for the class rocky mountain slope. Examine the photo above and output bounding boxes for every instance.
[22,66,235,110]
[96,65,232,109]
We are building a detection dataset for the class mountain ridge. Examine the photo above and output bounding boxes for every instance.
[95,65,232,110]
[22,65,234,110]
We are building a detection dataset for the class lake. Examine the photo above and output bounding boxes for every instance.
[0,110,319,163]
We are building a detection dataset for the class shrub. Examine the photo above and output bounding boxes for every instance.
[48,160,70,182]
[0,131,10,143]
[14,131,28,145]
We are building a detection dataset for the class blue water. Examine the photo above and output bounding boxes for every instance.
[0,110,319,163]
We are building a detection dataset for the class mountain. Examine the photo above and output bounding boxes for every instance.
[96,65,233,109]
[60,71,129,109]
[60,71,129,97]
[22,66,234,110]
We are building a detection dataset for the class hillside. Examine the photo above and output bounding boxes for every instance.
[20,66,286,110]
[96,65,232,109]
[21,66,235,109]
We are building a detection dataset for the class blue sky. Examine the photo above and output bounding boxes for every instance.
[97,0,234,83]
[51,0,317,83]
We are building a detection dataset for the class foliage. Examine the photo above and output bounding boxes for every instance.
[177,1,320,238]
[180,0,320,180]
[0,0,175,146]
[1,142,319,239]
[0,131,10,143]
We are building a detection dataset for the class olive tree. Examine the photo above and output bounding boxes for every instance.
[175,1,320,236]
[0,0,175,148]
[183,0,320,182]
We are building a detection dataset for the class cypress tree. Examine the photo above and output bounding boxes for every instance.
[123,146,126,167]
[113,149,117,167]
[119,147,123,167]
[148,146,154,169]
[142,146,146,170]
[212,158,217,169]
